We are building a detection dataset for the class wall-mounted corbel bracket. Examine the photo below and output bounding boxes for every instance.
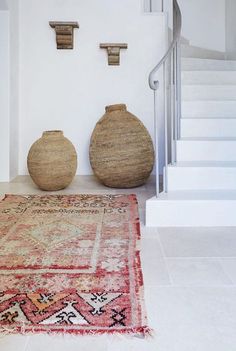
[100,43,128,65]
[49,21,79,49]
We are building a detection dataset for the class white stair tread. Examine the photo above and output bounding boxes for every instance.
[182,71,236,85]
[147,55,236,226]
[182,85,236,101]
[176,139,236,161]
[153,190,236,201]
[182,101,236,118]
[182,117,236,120]
[168,161,236,167]
[146,191,236,226]
[181,44,225,60]
[167,162,236,191]
[181,118,236,138]
[180,137,236,141]
[182,58,236,71]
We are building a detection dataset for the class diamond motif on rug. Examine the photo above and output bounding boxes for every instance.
[0,194,150,337]
[28,220,83,248]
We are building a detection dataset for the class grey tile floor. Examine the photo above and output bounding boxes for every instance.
[0,176,236,351]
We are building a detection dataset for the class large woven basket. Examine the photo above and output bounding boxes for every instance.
[89,104,154,188]
[27,130,77,191]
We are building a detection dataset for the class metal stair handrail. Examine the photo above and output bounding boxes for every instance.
[149,0,182,91]
[148,0,182,196]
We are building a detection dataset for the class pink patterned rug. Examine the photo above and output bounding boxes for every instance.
[0,194,150,337]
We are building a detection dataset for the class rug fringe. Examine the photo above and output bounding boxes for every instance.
[0,324,154,339]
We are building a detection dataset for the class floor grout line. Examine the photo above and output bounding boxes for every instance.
[144,284,236,288]
[23,336,30,351]
[216,257,235,285]
[155,231,174,286]
[163,256,236,259]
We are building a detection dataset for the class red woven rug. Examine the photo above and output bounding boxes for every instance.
[0,194,150,337]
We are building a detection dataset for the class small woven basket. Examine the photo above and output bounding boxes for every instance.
[27,130,77,191]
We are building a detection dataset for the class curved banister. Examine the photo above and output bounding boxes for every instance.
[149,0,182,196]
[149,0,182,90]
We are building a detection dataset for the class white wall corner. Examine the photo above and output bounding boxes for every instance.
[9,0,20,180]
[0,11,10,181]
[0,0,8,10]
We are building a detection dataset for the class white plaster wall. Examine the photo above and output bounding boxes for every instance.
[0,11,10,181]
[178,0,226,52]
[0,0,8,10]
[143,0,163,12]
[19,0,167,175]
[225,0,236,59]
[0,0,19,181]
[8,0,19,180]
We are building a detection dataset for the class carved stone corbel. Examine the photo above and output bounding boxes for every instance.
[100,43,128,65]
[49,21,79,49]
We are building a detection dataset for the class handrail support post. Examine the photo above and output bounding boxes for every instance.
[148,0,182,197]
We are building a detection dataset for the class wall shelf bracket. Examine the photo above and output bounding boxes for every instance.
[49,21,79,49]
[100,43,128,65]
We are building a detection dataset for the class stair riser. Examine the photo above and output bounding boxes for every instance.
[182,101,236,118]
[146,198,236,226]
[181,119,236,138]
[177,141,236,162]
[167,166,236,190]
[182,86,236,101]
[182,71,236,85]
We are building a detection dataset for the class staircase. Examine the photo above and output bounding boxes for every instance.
[146,1,236,227]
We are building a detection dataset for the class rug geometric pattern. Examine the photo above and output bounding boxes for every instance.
[0,194,150,336]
